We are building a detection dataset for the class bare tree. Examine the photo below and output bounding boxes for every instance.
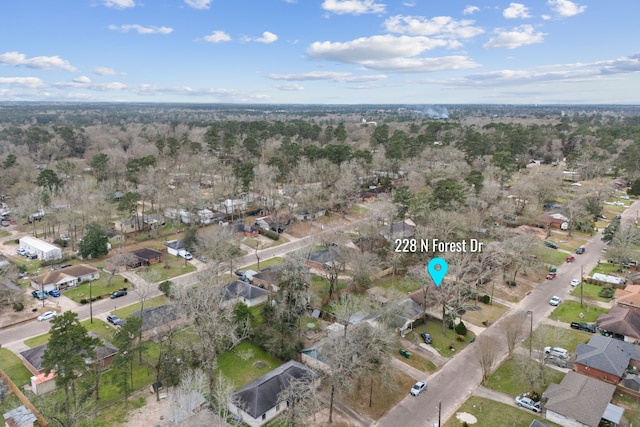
[276,372,321,427]
[476,335,499,385]
[499,313,525,357]
[196,225,243,275]
[330,293,368,338]
[106,251,138,286]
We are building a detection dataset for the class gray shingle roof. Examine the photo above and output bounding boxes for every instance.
[223,280,269,302]
[232,360,312,419]
[597,306,640,339]
[543,371,616,427]
[575,334,640,377]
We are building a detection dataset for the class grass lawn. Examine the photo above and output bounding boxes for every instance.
[111,295,168,318]
[0,348,34,387]
[24,319,117,348]
[443,396,560,427]
[590,262,627,275]
[413,321,475,358]
[241,256,283,272]
[524,324,593,352]
[486,357,566,396]
[64,275,129,303]
[533,245,568,266]
[570,283,614,302]
[311,274,349,306]
[613,393,640,427]
[461,302,509,328]
[342,368,415,420]
[372,275,421,293]
[549,300,609,323]
[136,259,196,281]
[393,350,437,373]
[217,341,282,388]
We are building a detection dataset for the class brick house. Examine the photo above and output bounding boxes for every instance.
[574,335,640,383]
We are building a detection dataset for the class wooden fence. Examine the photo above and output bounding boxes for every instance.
[0,368,48,426]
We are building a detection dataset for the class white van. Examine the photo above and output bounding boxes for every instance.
[178,250,193,260]
[544,346,569,359]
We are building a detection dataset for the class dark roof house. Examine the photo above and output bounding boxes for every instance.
[597,306,640,342]
[575,334,640,383]
[223,280,269,307]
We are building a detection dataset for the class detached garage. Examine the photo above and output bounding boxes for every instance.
[19,236,62,261]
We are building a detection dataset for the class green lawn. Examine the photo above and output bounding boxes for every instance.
[549,300,609,323]
[412,321,475,357]
[0,348,34,387]
[372,275,421,293]
[393,350,437,373]
[533,245,568,266]
[241,256,284,272]
[24,319,117,348]
[590,262,626,275]
[217,341,282,388]
[486,357,566,396]
[524,324,593,352]
[443,397,560,427]
[64,275,129,303]
[570,283,614,302]
[135,259,196,281]
[310,274,349,306]
[111,295,168,318]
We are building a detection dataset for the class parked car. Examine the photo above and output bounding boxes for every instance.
[544,241,558,249]
[570,322,597,333]
[48,289,60,297]
[110,290,127,299]
[544,346,569,359]
[420,333,432,344]
[178,250,192,260]
[31,290,47,300]
[515,395,541,413]
[106,314,126,326]
[546,355,568,368]
[549,296,562,306]
[566,255,575,263]
[37,311,57,322]
[546,272,557,280]
[570,279,581,287]
[27,253,38,260]
[410,381,427,396]
[576,247,585,254]
[16,248,27,256]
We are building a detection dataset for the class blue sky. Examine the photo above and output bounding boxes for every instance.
[1,0,639,104]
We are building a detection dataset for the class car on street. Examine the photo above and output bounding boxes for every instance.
[546,272,557,280]
[549,295,562,306]
[546,355,568,368]
[16,248,27,256]
[570,322,597,333]
[110,290,127,299]
[570,279,581,287]
[48,289,60,297]
[544,241,558,249]
[544,346,569,359]
[420,333,432,344]
[515,395,541,413]
[106,314,126,326]
[566,255,575,263]
[37,311,57,322]
[31,290,47,300]
[410,381,427,396]
[576,247,585,254]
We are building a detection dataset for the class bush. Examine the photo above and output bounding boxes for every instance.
[455,321,468,336]
[123,278,128,283]
[506,280,517,287]
[159,280,173,297]
[456,335,465,342]
[53,238,69,248]
[80,298,88,304]
[12,302,24,311]
[598,287,615,298]
[258,228,280,241]
[481,294,491,304]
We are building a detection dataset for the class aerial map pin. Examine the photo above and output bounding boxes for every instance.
[428,257,448,287]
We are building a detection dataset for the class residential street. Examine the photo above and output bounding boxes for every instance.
[374,199,639,427]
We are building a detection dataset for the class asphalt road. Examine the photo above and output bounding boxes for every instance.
[375,199,638,427]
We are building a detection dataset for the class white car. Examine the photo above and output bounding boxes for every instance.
[515,395,541,413]
[37,311,57,322]
[544,346,569,359]
[549,296,562,306]
[16,248,27,256]
[410,381,427,396]
[570,279,581,287]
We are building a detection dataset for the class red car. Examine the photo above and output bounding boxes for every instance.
[566,256,575,263]
[546,272,557,280]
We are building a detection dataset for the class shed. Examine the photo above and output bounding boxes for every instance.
[18,236,62,261]
[3,405,37,427]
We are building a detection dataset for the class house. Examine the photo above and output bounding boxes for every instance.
[130,305,184,338]
[574,334,640,383]
[234,223,259,237]
[540,214,566,229]
[388,298,425,336]
[229,360,315,427]
[251,266,283,292]
[164,239,185,256]
[543,371,621,427]
[222,280,269,308]
[30,263,100,292]
[213,198,247,214]
[292,207,326,222]
[615,284,640,312]
[304,248,342,271]
[597,306,640,342]
[130,247,163,267]
[18,236,62,261]
[168,390,207,425]
[381,219,416,240]
[3,405,37,427]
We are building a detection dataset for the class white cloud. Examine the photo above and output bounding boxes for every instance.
[548,0,586,17]
[0,77,44,88]
[73,75,91,84]
[0,51,77,72]
[384,15,484,39]
[108,24,173,35]
[463,5,479,15]
[321,0,386,15]
[103,0,136,9]
[184,0,212,9]
[255,31,278,44]
[94,66,118,76]
[503,3,531,19]
[203,30,232,43]
[483,25,545,49]
[275,83,305,91]
[268,70,387,83]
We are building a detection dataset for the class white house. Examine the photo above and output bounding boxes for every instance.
[164,239,185,256]
[31,264,100,292]
[19,236,62,261]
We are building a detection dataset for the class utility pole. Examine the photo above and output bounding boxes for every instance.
[527,310,533,358]
[580,264,584,307]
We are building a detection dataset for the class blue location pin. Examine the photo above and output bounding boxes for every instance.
[428,257,448,287]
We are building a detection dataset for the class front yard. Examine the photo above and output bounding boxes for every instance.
[443,396,560,427]
[549,300,609,323]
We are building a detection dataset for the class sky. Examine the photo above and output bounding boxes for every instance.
[1,0,639,104]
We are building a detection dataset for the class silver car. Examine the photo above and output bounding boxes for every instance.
[515,395,541,413]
